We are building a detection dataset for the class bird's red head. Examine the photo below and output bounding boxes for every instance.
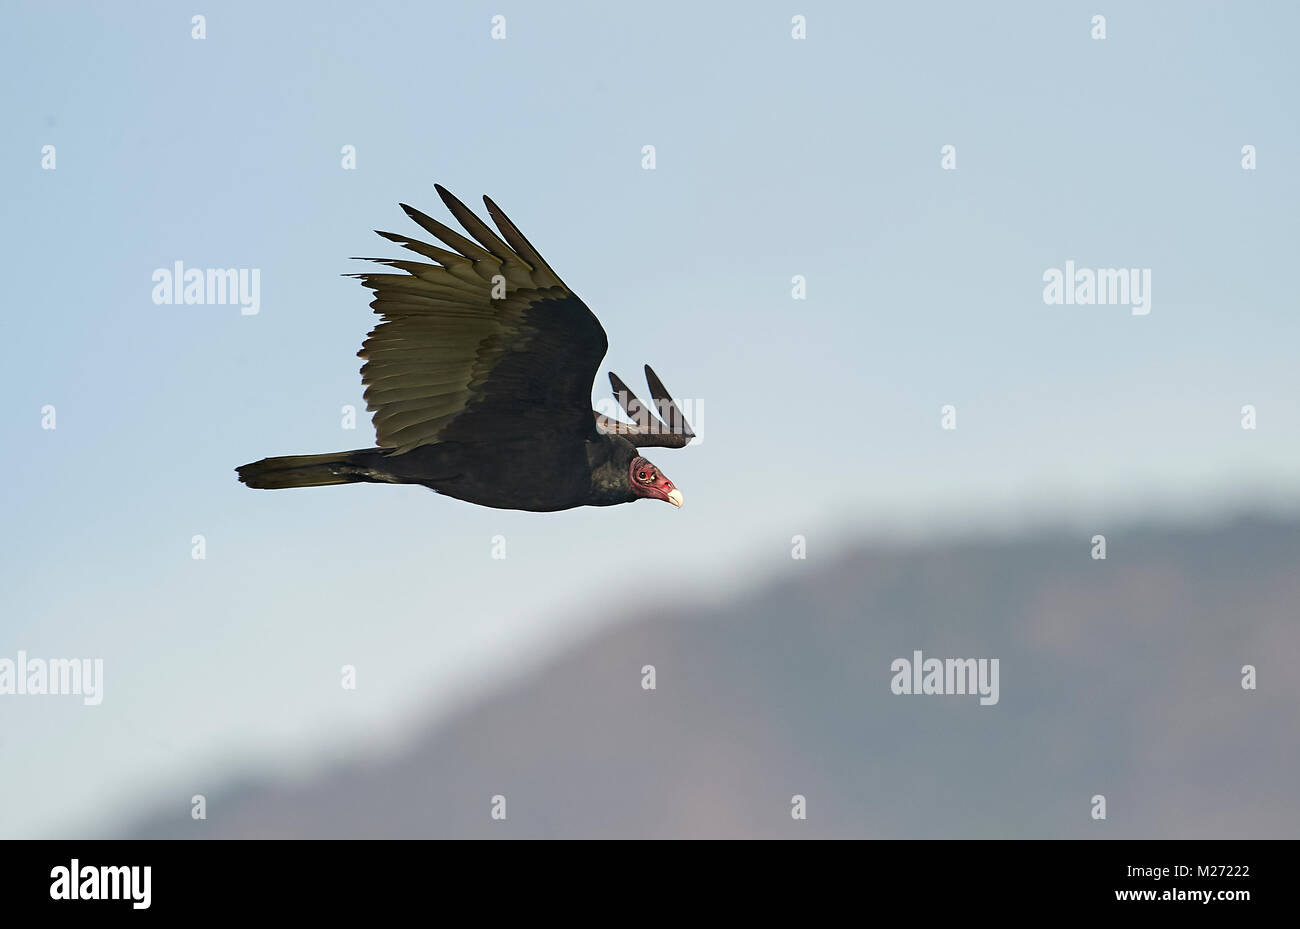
[629,456,682,508]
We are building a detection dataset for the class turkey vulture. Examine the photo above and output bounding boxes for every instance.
[236,185,695,512]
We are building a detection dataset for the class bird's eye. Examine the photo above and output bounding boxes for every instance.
[638,471,647,480]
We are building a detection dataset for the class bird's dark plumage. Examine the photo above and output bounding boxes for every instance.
[237,185,694,512]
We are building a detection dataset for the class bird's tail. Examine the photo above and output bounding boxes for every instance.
[236,449,381,490]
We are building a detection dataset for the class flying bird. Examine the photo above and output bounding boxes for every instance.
[237,185,695,512]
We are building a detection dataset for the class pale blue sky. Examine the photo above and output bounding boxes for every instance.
[1,1,1297,836]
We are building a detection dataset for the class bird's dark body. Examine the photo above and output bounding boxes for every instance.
[239,433,640,512]
[236,185,692,513]
[391,432,640,511]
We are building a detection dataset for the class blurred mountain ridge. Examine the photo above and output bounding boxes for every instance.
[126,514,1300,838]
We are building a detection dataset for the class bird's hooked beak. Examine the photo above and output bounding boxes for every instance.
[654,474,683,508]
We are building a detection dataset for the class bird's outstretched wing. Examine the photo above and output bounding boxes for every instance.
[348,185,608,454]
[596,365,696,449]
